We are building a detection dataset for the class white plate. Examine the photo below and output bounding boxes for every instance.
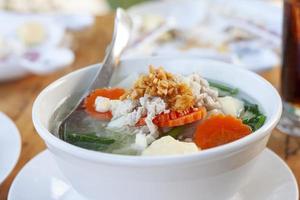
[8,149,298,200]
[0,112,21,184]
[0,12,76,82]
[127,0,282,72]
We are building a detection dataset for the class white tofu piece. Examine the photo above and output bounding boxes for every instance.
[142,136,199,156]
[218,96,244,117]
[133,133,148,151]
[95,96,111,112]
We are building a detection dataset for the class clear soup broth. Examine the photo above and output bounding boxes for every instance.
[50,67,266,156]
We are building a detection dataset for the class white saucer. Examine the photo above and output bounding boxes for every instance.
[0,112,21,184]
[8,149,298,200]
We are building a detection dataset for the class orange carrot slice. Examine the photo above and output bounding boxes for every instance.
[194,114,252,149]
[83,88,125,120]
[136,117,146,126]
[137,107,207,127]
[155,107,207,127]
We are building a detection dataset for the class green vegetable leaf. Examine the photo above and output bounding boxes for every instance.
[208,81,239,96]
[164,126,185,139]
[66,132,115,144]
[71,141,110,151]
[65,132,115,151]
[241,102,266,131]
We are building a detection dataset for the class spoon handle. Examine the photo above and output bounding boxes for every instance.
[90,8,132,89]
[90,45,116,89]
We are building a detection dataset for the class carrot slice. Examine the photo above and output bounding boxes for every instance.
[83,88,125,120]
[136,117,146,126]
[137,107,207,127]
[194,114,252,149]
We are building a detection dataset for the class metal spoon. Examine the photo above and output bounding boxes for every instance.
[90,8,133,88]
[56,8,132,134]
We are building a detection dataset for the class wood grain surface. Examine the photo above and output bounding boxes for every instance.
[0,14,298,199]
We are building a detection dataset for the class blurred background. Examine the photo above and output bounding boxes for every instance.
[0,0,282,82]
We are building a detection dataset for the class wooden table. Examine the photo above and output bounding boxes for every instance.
[0,14,298,199]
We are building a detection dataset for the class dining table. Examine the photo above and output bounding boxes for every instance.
[0,13,298,199]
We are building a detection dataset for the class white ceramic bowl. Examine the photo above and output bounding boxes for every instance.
[32,58,282,200]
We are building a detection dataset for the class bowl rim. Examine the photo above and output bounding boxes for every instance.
[32,57,282,167]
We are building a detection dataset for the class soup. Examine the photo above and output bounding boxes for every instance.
[52,66,266,156]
